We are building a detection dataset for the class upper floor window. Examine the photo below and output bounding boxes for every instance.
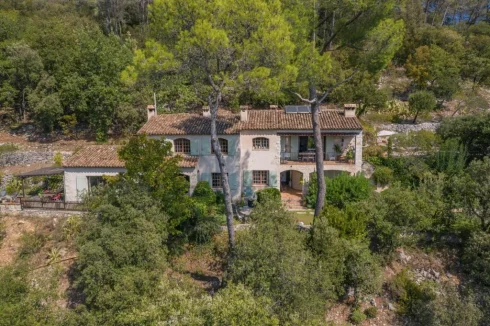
[174,138,190,154]
[211,138,228,155]
[253,137,269,150]
[253,170,269,185]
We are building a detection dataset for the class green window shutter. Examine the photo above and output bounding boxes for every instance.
[268,171,278,187]
[291,136,299,160]
[200,173,211,185]
[229,172,239,190]
[228,137,236,156]
[76,176,88,200]
[191,139,200,156]
[201,138,211,155]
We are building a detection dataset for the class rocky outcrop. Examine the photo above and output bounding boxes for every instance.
[377,122,440,133]
[0,151,71,167]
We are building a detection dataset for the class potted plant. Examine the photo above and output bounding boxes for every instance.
[334,144,343,160]
[346,148,354,164]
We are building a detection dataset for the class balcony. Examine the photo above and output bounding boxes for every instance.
[280,151,356,165]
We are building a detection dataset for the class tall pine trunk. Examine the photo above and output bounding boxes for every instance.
[209,98,236,252]
[310,87,326,219]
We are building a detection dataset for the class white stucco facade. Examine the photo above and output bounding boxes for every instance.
[64,167,126,202]
[64,117,363,203]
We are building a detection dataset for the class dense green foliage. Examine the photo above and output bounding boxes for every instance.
[0,0,489,138]
[306,172,372,209]
[256,188,281,205]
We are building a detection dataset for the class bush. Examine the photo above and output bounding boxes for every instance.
[390,269,435,322]
[350,308,367,324]
[462,231,490,286]
[321,204,368,240]
[306,172,372,209]
[18,232,46,258]
[325,172,372,209]
[192,181,217,206]
[372,166,393,186]
[256,188,281,204]
[53,152,63,167]
[231,201,336,323]
[364,306,377,318]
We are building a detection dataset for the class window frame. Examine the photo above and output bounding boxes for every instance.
[212,173,223,188]
[211,138,228,155]
[252,170,269,185]
[174,138,191,154]
[87,176,105,193]
[252,137,269,151]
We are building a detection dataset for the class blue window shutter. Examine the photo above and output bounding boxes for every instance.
[191,139,200,156]
[228,137,236,156]
[200,173,211,185]
[201,138,211,155]
[76,176,88,200]
[269,171,278,187]
[229,172,238,190]
[291,136,299,160]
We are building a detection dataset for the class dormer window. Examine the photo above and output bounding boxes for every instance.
[253,137,269,150]
[174,138,191,154]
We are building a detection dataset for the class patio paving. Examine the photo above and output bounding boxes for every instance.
[281,186,304,209]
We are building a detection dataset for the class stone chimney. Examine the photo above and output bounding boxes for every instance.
[344,104,357,118]
[240,105,249,122]
[269,104,279,110]
[147,104,156,121]
[202,106,211,117]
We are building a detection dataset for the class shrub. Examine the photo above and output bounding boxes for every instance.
[372,166,394,186]
[306,172,372,209]
[364,306,377,318]
[53,152,63,166]
[231,201,336,323]
[192,181,217,206]
[325,172,372,209]
[462,231,490,286]
[206,283,280,325]
[350,308,367,324]
[321,204,368,240]
[18,232,46,258]
[390,269,435,322]
[256,188,281,204]
[0,143,18,155]
[5,178,21,195]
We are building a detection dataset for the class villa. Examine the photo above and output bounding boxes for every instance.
[63,104,363,203]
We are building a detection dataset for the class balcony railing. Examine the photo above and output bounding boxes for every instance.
[280,151,355,164]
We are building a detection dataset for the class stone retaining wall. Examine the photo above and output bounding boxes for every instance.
[0,151,71,167]
[377,122,440,133]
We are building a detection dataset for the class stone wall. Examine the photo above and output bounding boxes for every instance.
[377,122,440,133]
[0,151,71,167]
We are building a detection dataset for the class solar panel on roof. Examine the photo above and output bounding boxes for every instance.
[285,105,298,113]
[297,106,310,113]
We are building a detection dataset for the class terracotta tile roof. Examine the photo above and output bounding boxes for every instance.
[63,145,198,169]
[137,112,240,135]
[138,108,361,135]
[64,145,124,168]
[239,110,362,130]
[178,155,199,168]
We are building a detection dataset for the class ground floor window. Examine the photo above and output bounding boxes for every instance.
[87,176,105,192]
[253,170,269,185]
[212,173,222,188]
